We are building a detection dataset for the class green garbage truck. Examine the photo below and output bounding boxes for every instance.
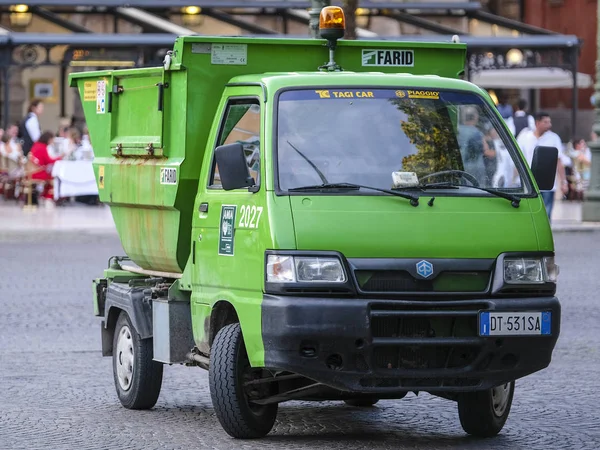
[71,6,561,440]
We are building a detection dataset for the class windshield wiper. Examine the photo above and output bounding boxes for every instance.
[286,141,329,184]
[467,185,522,208]
[402,182,521,208]
[288,182,419,207]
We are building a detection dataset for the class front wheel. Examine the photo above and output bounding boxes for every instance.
[112,311,163,409]
[209,323,278,439]
[457,381,515,437]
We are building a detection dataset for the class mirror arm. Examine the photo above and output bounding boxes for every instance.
[248,177,259,193]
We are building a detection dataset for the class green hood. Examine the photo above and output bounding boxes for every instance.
[289,195,543,259]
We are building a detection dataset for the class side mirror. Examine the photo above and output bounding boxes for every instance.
[531,145,558,191]
[214,143,255,191]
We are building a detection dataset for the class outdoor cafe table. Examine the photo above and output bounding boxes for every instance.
[51,160,98,201]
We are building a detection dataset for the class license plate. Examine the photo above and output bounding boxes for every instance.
[479,311,551,336]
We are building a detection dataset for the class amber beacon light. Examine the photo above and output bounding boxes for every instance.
[318,6,346,71]
[319,6,346,41]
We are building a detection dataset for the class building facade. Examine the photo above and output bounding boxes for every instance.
[0,1,592,140]
[524,0,597,140]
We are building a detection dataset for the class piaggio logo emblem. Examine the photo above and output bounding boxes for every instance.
[416,260,434,278]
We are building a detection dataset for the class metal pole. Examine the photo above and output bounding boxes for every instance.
[582,3,600,221]
[2,67,9,130]
[571,48,578,141]
[60,64,67,119]
[282,10,288,34]
[309,0,330,38]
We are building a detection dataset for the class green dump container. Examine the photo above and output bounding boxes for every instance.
[70,36,465,273]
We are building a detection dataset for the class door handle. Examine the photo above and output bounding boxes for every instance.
[199,202,209,213]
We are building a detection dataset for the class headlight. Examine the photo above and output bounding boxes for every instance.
[266,255,346,283]
[503,257,559,284]
[296,257,346,282]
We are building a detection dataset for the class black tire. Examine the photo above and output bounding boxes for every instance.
[209,323,278,439]
[112,311,163,410]
[344,398,379,407]
[457,381,515,437]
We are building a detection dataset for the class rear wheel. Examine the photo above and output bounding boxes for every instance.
[112,311,163,409]
[344,398,379,407]
[209,323,278,439]
[457,382,515,437]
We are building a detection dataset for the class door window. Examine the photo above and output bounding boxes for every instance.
[209,99,261,188]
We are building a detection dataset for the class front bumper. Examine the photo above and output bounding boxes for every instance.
[261,295,561,394]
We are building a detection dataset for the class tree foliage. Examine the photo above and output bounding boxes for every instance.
[393,99,464,177]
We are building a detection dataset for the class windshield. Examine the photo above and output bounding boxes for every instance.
[276,88,531,195]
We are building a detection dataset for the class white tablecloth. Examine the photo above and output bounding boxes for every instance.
[51,160,98,201]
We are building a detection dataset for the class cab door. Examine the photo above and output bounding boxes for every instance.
[191,93,266,307]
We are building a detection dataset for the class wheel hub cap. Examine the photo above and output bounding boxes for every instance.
[116,325,134,391]
[491,383,511,417]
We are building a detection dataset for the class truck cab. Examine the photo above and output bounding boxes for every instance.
[73,6,561,441]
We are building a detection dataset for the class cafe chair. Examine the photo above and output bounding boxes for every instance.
[21,155,46,211]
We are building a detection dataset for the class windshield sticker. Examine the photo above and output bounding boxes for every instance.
[396,90,440,100]
[282,89,449,102]
[362,49,414,67]
[315,90,374,99]
[315,90,331,98]
[219,205,237,256]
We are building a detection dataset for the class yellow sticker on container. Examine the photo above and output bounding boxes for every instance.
[98,166,105,189]
[83,81,96,102]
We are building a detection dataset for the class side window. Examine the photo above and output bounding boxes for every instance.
[210,99,261,188]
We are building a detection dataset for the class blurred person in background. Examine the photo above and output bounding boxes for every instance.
[496,93,513,122]
[68,128,84,160]
[1,133,22,179]
[30,131,64,205]
[506,99,535,138]
[7,123,23,158]
[483,122,498,183]
[517,112,568,221]
[568,137,592,199]
[18,99,44,156]
[76,125,94,160]
[2,124,25,171]
[51,126,70,158]
[458,106,490,184]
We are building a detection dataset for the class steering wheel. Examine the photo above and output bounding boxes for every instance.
[419,170,480,187]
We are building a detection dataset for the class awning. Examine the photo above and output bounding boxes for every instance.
[471,67,593,89]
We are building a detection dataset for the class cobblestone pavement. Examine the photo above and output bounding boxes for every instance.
[1,231,599,450]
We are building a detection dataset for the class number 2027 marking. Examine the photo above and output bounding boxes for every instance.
[239,205,263,229]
